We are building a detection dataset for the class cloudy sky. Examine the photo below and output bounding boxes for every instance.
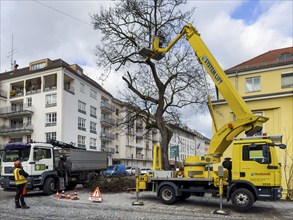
[0,0,292,138]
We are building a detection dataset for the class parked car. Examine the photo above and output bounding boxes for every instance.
[103,164,127,177]
[126,166,136,175]
[140,168,153,175]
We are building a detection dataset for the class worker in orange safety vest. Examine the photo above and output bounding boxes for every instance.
[13,160,30,209]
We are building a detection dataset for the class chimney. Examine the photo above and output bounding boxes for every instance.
[13,63,19,71]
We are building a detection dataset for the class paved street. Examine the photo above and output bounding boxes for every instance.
[1,188,292,219]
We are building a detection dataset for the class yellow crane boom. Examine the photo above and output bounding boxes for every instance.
[139,23,268,162]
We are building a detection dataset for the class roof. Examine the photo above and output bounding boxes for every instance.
[0,58,112,97]
[225,47,293,74]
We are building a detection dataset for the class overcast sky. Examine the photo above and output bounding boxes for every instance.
[0,0,292,138]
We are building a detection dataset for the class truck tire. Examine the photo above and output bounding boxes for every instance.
[43,177,55,195]
[231,188,255,211]
[159,186,177,205]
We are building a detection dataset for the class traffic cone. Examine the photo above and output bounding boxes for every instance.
[72,189,79,200]
[60,190,66,199]
[66,192,71,200]
[55,191,60,198]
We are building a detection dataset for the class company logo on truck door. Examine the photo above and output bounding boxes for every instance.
[202,56,223,84]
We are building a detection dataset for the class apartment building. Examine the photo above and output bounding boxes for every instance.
[0,58,113,154]
[0,58,210,168]
[168,124,210,166]
[212,47,293,197]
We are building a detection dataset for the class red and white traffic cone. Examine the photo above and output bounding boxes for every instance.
[66,192,71,200]
[55,191,60,198]
[60,190,66,199]
[72,189,79,200]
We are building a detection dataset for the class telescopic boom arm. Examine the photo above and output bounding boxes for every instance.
[139,24,268,160]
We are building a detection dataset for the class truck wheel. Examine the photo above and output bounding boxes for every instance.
[43,177,55,195]
[231,188,255,211]
[159,186,177,205]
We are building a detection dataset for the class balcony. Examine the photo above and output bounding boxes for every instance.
[43,74,57,92]
[136,153,144,159]
[64,75,75,94]
[10,81,24,98]
[0,124,33,136]
[0,105,34,119]
[100,116,115,127]
[135,132,144,139]
[102,147,115,154]
[100,101,115,113]
[100,132,115,141]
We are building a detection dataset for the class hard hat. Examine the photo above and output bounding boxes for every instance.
[14,160,21,167]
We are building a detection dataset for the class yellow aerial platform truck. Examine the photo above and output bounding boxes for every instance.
[137,24,286,211]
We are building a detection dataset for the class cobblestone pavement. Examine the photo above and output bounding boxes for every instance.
[1,188,292,219]
[52,189,293,219]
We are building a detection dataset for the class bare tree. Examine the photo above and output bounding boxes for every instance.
[91,0,210,169]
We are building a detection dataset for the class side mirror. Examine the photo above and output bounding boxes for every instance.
[279,144,286,149]
[262,145,269,158]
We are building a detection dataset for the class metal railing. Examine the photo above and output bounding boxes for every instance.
[0,124,33,134]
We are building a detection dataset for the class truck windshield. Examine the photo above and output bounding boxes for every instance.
[2,148,31,162]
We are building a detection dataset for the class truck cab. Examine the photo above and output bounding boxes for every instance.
[1,141,108,194]
[0,142,56,193]
[227,136,284,203]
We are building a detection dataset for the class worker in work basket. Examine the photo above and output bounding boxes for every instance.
[13,160,30,209]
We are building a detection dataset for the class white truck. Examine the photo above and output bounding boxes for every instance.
[0,140,108,194]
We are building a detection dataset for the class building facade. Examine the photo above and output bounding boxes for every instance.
[212,47,293,197]
[0,58,210,169]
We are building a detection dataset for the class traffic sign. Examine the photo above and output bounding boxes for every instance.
[170,145,179,157]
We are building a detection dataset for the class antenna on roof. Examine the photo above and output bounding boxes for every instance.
[7,35,18,70]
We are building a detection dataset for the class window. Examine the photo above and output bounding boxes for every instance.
[78,101,86,114]
[116,108,119,116]
[46,93,57,107]
[115,145,119,153]
[90,121,97,134]
[78,117,86,131]
[46,112,57,126]
[243,144,271,164]
[27,97,32,107]
[78,135,86,149]
[246,77,260,92]
[80,83,85,93]
[31,62,46,71]
[90,106,97,118]
[45,132,56,142]
[90,89,97,99]
[33,148,52,160]
[90,138,97,150]
[277,52,293,61]
[281,72,293,88]
[27,116,32,126]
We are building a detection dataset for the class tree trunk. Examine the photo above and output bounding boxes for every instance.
[156,117,173,170]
